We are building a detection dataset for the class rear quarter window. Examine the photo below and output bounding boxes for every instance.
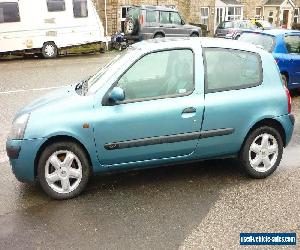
[204,48,262,93]
[146,10,157,22]
[284,35,300,54]
[239,33,275,52]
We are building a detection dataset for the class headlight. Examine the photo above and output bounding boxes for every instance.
[8,113,30,140]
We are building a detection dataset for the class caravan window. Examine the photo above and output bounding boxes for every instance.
[73,0,88,18]
[0,2,20,23]
[47,0,66,12]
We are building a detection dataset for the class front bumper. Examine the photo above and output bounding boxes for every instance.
[6,138,45,183]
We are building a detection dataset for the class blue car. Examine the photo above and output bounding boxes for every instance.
[6,38,294,199]
[239,29,300,90]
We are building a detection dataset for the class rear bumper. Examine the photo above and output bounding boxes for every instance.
[275,114,295,146]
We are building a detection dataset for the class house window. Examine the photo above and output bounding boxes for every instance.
[294,8,299,23]
[0,2,20,23]
[120,6,131,32]
[47,0,65,12]
[255,7,262,19]
[73,0,88,18]
[200,7,209,28]
[268,11,274,24]
[227,6,242,21]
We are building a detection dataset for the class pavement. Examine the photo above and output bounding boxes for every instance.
[0,53,299,249]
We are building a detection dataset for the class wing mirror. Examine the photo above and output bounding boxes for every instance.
[181,19,185,25]
[108,87,125,103]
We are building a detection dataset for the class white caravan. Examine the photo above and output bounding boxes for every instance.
[0,0,107,58]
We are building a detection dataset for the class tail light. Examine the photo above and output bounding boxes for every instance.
[284,85,292,113]
[139,14,144,26]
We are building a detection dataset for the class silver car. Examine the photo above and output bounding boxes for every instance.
[215,20,257,39]
[124,5,202,41]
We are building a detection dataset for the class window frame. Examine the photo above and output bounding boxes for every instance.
[255,7,262,19]
[200,7,209,27]
[203,47,263,94]
[0,2,20,23]
[294,8,299,23]
[102,48,196,106]
[47,0,66,12]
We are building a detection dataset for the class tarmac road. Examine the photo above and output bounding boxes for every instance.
[0,54,299,249]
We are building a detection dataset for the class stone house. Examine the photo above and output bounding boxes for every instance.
[94,0,300,36]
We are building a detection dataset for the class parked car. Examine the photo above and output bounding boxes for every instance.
[7,38,294,199]
[239,29,300,90]
[0,0,106,59]
[215,20,257,39]
[124,5,202,41]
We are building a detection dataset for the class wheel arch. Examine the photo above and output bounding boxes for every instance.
[153,31,165,38]
[34,135,93,179]
[240,118,287,154]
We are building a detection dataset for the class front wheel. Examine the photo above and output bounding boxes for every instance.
[240,126,283,178]
[190,33,199,37]
[37,141,90,199]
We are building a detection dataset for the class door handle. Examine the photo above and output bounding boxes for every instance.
[182,107,196,114]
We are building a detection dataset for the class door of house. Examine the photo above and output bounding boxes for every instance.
[283,9,289,27]
[215,7,225,30]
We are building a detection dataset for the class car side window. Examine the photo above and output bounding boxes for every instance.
[170,12,182,25]
[204,48,262,92]
[284,35,300,54]
[160,11,171,24]
[116,49,194,102]
[146,10,157,23]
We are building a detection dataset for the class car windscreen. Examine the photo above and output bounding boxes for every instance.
[218,22,234,29]
[128,7,140,19]
[239,33,275,52]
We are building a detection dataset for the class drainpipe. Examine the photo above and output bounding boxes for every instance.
[104,0,108,50]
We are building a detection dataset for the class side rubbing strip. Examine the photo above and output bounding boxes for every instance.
[104,128,234,150]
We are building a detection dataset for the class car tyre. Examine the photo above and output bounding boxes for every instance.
[240,126,283,179]
[154,33,164,39]
[124,17,138,35]
[42,42,58,59]
[190,33,199,37]
[37,141,90,200]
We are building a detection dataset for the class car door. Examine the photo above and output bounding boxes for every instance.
[159,11,176,37]
[194,47,264,158]
[93,49,205,166]
[284,34,300,87]
[169,12,188,37]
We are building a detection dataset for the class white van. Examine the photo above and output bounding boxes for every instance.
[0,0,107,58]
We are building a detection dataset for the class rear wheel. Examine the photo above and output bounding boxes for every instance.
[240,126,283,178]
[42,42,58,59]
[37,141,90,199]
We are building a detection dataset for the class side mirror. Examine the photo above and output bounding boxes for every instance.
[109,87,125,103]
[181,19,185,25]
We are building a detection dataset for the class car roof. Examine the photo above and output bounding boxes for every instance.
[245,29,300,36]
[131,5,178,12]
[132,37,263,54]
